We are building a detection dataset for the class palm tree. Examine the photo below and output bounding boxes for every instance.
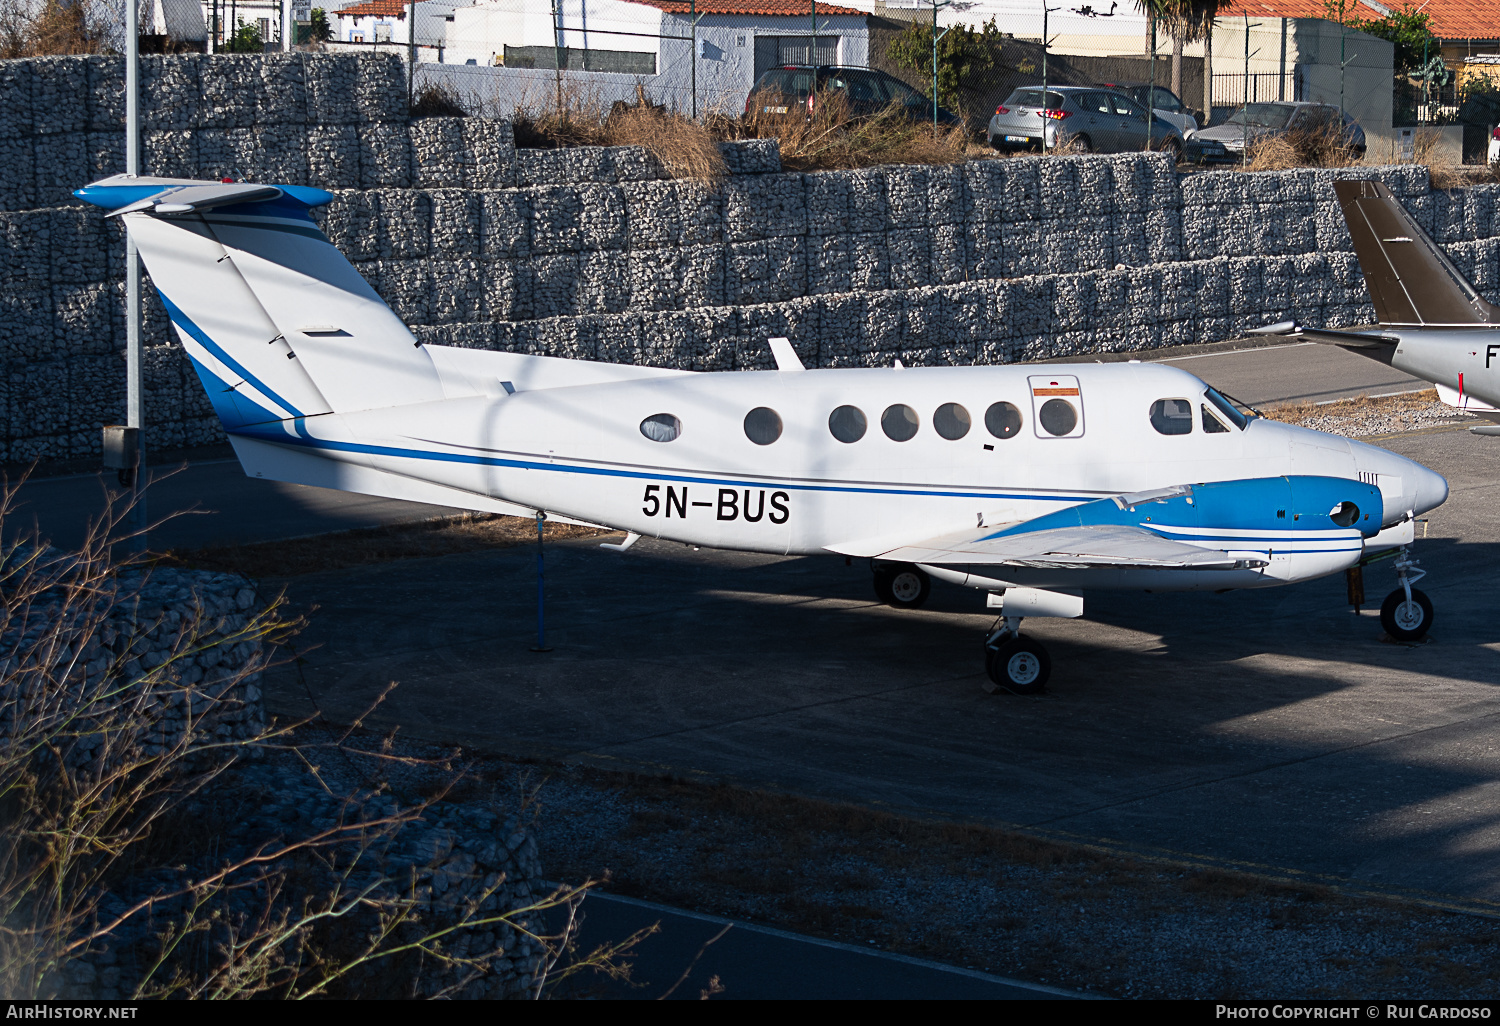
[1138,0,1232,122]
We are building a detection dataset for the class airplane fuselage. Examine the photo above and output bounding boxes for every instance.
[231,358,1444,593]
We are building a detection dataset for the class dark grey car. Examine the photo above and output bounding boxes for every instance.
[986,85,1184,156]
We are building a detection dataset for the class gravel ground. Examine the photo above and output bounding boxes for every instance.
[324,728,1500,1000]
[1262,389,1476,438]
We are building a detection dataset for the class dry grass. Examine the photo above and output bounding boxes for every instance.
[508,84,729,181]
[0,0,107,57]
[721,89,971,172]
[1261,388,1441,426]
[159,513,611,580]
[1246,121,1363,171]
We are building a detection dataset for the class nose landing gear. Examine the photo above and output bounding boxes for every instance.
[1380,546,1433,642]
[983,617,1051,695]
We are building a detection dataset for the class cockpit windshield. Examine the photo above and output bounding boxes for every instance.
[1203,387,1254,430]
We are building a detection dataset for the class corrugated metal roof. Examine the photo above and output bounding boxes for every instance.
[1219,0,1499,42]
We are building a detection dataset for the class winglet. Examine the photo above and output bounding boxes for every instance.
[767,337,804,372]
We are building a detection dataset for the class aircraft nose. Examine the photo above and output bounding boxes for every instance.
[1410,460,1449,516]
[1349,443,1448,523]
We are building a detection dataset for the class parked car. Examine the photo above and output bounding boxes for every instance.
[745,66,964,128]
[986,85,1185,157]
[1489,125,1499,164]
[1193,101,1366,160]
[1101,82,1201,137]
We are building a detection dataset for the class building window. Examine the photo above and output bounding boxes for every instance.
[375,21,392,43]
[755,35,839,78]
[503,44,655,75]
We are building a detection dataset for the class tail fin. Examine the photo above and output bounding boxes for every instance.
[76,176,443,420]
[1334,179,1500,327]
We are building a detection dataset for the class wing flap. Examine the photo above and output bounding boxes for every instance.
[880,524,1267,571]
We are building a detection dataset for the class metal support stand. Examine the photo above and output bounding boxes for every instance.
[530,511,553,653]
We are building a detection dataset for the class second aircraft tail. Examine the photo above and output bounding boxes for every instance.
[1334,179,1500,328]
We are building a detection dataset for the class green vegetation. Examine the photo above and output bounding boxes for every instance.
[885,18,1003,113]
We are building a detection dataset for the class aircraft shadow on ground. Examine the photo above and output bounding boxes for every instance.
[265,533,1500,899]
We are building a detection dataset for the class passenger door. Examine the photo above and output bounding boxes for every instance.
[1110,92,1151,151]
[1078,91,1120,150]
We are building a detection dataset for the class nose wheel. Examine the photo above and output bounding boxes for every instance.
[1380,545,1433,642]
[983,618,1050,695]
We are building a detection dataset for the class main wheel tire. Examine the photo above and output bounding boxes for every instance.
[983,635,1051,695]
[1380,587,1433,641]
[880,564,930,609]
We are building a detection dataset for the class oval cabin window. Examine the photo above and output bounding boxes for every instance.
[828,405,867,443]
[933,403,971,440]
[640,413,681,442]
[881,404,919,442]
[985,402,1023,439]
[1149,398,1193,435]
[743,407,783,445]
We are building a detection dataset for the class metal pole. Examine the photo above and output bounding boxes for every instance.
[1243,12,1249,166]
[408,0,416,108]
[125,0,145,551]
[810,0,816,69]
[690,0,696,119]
[210,0,216,52]
[1147,15,1155,151]
[551,0,563,110]
[932,0,938,128]
[1340,3,1347,117]
[529,511,552,652]
[1041,3,1049,151]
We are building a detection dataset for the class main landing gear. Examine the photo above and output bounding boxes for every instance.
[872,562,930,609]
[983,618,1050,695]
[1380,545,1433,642]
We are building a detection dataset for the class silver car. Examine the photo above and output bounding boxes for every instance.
[986,85,1185,157]
[1193,101,1366,159]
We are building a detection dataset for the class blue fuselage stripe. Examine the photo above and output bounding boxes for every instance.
[160,294,305,419]
[235,427,1105,502]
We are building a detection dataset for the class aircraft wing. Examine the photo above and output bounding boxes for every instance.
[876,523,1264,571]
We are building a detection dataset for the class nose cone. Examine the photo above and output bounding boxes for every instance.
[1349,440,1449,522]
[1411,460,1449,516]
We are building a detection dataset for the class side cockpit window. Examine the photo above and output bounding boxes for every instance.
[1202,405,1230,433]
[1149,398,1193,435]
[1204,387,1251,430]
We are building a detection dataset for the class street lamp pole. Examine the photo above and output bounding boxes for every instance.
[125,0,145,550]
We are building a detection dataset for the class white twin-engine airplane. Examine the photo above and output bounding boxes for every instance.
[78,175,1449,694]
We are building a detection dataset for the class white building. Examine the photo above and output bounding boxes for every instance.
[442,0,868,111]
[334,0,474,50]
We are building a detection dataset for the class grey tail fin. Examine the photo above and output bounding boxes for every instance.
[1334,179,1500,327]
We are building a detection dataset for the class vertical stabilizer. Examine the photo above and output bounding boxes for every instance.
[1334,179,1500,327]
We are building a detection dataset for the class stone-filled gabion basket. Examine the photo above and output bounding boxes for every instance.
[1,553,547,1000]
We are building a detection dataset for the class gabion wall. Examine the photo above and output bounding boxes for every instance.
[1,52,1498,465]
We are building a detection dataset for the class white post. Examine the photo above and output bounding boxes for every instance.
[125,0,146,549]
[282,0,292,49]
